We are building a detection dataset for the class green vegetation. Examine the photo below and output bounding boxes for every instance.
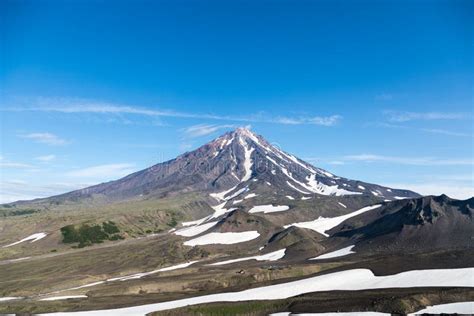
[153,301,288,316]
[0,208,39,217]
[60,221,123,248]
[168,217,178,227]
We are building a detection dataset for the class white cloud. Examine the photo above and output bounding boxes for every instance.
[35,154,56,162]
[385,111,469,122]
[420,128,473,138]
[183,124,236,138]
[327,160,345,165]
[344,154,473,166]
[275,115,342,126]
[6,97,342,127]
[385,183,473,200]
[374,122,472,138]
[66,163,136,179]
[20,132,68,146]
[0,181,91,203]
[0,161,33,169]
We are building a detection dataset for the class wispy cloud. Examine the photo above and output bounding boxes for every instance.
[35,154,56,162]
[20,132,68,146]
[0,161,34,169]
[420,128,473,138]
[0,156,33,169]
[5,97,342,127]
[373,122,472,138]
[0,180,92,203]
[384,183,473,200]
[384,111,469,122]
[66,163,136,179]
[275,115,342,126]
[183,124,236,138]
[344,154,473,166]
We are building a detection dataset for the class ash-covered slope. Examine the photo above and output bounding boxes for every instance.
[7,128,419,207]
[328,194,474,253]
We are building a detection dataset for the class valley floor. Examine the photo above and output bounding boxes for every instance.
[0,234,473,315]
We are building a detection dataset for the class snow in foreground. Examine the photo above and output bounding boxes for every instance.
[2,233,47,248]
[40,295,87,301]
[271,313,388,316]
[310,245,355,260]
[271,301,474,316]
[408,301,474,315]
[0,297,22,302]
[184,231,260,246]
[285,204,381,236]
[107,261,198,282]
[249,204,290,214]
[210,249,286,266]
[39,267,474,316]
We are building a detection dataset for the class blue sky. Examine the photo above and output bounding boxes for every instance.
[1,0,473,202]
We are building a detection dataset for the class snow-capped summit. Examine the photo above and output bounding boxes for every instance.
[9,128,419,207]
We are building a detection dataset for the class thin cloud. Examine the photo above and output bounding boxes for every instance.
[374,122,472,138]
[384,111,468,122]
[0,161,34,169]
[35,155,56,162]
[344,154,473,166]
[384,183,473,200]
[0,180,92,203]
[420,128,473,138]
[66,163,136,179]
[6,97,342,127]
[20,132,68,146]
[183,124,236,138]
[275,115,342,126]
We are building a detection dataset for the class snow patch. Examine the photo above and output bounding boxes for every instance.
[210,185,239,202]
[210,202,237,219]
[394,196,408,200]
[287,181,311,194]
[0,297,23,302]
[184,231,260,246]
[338,202,347,208]
[210,249,286,266]
[181,219,206,227]
[174,221,219,237]
[249,205,290,214]
[301,196,312,200]
[285,204,382,237]
[244,193,257,199]
[286,195,295,200]
[40,295,87,301]
[38,268,474,315]
[2,232,47,248]
[226,187,248,200]
[107,261,198,282]
[239,136,255,182]
[409,301,474,315]
[310,245,355,260]
[270,313,388,316]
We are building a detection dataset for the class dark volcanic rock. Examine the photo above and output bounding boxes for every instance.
[329,195,474,253]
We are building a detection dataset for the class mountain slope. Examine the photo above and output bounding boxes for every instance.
[328,194,474,253]
[6,128,419,210]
